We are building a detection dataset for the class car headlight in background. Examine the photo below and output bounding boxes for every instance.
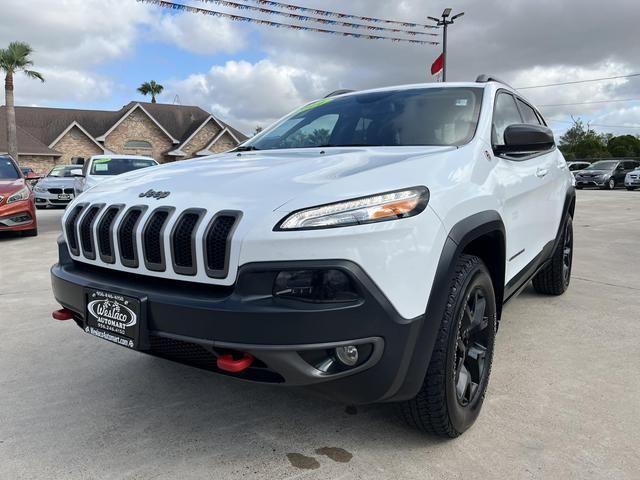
[275,186,429,231]
[33,185,47,193]
[7,187,30,204]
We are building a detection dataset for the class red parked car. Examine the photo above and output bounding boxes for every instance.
[0,155,38,237]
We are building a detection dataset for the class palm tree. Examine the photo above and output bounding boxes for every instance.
[0,42,44,161]
[137,80,164,103]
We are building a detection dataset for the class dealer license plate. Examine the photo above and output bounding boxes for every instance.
[58,194,72,200]
[85,289,141,349]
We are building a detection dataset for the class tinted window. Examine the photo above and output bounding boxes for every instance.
[492,93,522,146]
[517,99,541,125]
[90,157,157,176]
[623,161,639,170]
[0,157,20,179]
[245,87,484,150]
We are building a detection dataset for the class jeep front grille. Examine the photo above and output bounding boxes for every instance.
[64,203,240,279]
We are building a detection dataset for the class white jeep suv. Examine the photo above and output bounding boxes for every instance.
[51,76,575,438]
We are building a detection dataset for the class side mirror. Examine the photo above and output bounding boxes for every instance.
[70,168,84,177]
[495,124,555,156]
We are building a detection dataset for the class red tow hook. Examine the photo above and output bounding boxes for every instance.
[52,308,75,321]
[217,353,254,373]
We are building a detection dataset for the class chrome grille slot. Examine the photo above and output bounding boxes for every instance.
[204,212,240,278]
[79,204,104,260]
[142,208,173,272]
[65,204,87,256]
[117,206,147,268]
[170,209,205,276]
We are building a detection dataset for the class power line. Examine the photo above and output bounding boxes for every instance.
[239,0,440,29]
[138,0,439,45]
[517,73,640,90]
[192,0,439,37]
[540,98,640,107]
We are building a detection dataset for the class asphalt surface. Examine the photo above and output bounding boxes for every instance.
[1,191,639,479]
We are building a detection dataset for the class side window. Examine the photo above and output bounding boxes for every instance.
[516,99,541,125]
[492,93,522,146]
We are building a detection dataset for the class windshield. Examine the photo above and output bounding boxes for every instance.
[48,166,77,177]
[0,157,20,180]
[244,87,483,151]
[585,161,618,171]
[90,157,157,176]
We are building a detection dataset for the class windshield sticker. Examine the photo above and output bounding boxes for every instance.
[455,99,468,106]
[94,164,109,172]
[296,98,335,114]
[93,158,111,164]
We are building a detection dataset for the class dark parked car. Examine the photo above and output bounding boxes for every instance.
[574,160,640,190]
[567,161,590,172]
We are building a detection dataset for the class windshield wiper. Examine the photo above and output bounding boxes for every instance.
[235,145,261,152]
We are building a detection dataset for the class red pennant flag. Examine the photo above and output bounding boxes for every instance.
[431,53,444,75]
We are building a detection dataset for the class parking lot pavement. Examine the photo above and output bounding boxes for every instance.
[1,192,639,480]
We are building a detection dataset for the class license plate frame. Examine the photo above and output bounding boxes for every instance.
[58,194,72,200]
[84,288,146,349]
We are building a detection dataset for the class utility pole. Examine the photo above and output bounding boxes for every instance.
[428,8,464,82]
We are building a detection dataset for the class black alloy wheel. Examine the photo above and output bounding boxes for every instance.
[454,287,490,407]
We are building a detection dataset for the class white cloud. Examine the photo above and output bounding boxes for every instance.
[151,13,247,55]
[167,60,329,132]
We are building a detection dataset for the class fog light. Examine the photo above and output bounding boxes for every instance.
[273,269,359,303]
[335,345,359,367]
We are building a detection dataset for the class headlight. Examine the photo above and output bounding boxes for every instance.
[34,185,46,193]
[275,187,429,231]
[7,187,30,204]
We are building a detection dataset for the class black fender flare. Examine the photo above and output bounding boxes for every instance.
[388,210,506,401]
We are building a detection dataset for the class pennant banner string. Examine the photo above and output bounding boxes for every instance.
[242,0,439,29]
[138,0,440,45]
[192,0,439,37]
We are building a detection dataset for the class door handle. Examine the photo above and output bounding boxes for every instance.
[536,168,549,178]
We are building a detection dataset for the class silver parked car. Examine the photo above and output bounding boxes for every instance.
[33,165,78,209]
[625,168,640,191]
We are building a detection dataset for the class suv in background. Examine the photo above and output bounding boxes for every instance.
[575,160,640,189]
[72,155,158,195]
[51,77,575,438]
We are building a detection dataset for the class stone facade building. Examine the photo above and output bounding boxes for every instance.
[0,102,247,175]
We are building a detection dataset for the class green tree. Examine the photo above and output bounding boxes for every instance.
[137,80,164,103]
[558,117,608,159]
[607,135,640,157]
[0,41,44,161]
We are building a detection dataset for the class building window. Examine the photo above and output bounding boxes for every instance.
[125,140,152,149]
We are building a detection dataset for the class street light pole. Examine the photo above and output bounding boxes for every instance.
[428,8,464,82]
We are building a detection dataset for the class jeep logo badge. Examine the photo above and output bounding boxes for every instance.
[139,189,171,199]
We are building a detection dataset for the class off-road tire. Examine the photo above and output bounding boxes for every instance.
[532,216,573,295]
[400,255,497,438]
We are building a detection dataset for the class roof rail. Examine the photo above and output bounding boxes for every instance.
[475,74,515,89]
[324,89,355,98]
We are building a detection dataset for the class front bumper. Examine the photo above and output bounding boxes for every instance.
[0,199,37,232]
[625,178,640,187]
[34,190,74,207]
[51,239,425,404]
[575,176,607,187]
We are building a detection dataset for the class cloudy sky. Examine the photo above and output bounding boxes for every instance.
[1,0,639,136]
